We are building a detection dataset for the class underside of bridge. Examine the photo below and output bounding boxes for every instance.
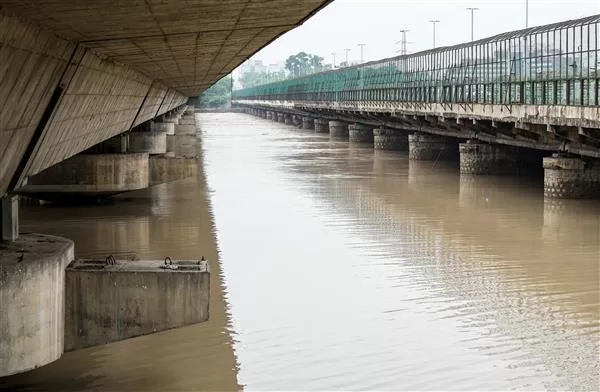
[0,0,332,198]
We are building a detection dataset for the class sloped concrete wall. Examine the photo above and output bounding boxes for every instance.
[0,11,187,198]
[0,12,76,197]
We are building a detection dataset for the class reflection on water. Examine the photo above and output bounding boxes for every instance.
[202,114,598,391]
[2,113,599,391]
[2,133,240,391]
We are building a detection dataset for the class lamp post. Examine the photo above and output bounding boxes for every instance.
[344,48,351,66]
[429,20,440,48]
[466,8,478,41]
[357,43,366,63]
[526,0,529,28]
[331,52,337,68]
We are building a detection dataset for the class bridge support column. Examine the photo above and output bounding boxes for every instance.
[329,121,348,138]
[265,111,273,120]
[284,114,294,125]
[314,118,329,133]
[409,132,458,160]
[129,131,168,154]
[459,141,517,175]
[1,195,19,242]
[0,233,73,377]
[349,124,374,143]
[302,117,315,130]
[374,127,408,150]
[175,111,197,135]
[277,113,286,123]
[543,154,600,199]
[150,120,175,136]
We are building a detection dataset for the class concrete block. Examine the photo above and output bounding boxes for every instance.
[64,258,210,352]
[0,234,74,377]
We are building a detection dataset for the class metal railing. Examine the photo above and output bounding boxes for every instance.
[234,15,600,107]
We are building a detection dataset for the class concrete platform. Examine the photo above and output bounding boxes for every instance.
[0,234,74,377]
[64,258,210,352]
[17,153,150,200]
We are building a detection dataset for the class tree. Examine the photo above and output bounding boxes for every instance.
[285,52,324,77]
[199,76,232,108]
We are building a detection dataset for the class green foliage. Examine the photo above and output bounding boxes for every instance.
[285,52,325,77]
[239,71,286,89]
[200,76,232,107]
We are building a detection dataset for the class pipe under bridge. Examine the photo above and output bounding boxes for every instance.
[234,14,600,161]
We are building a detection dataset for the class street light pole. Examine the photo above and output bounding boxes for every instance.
[331,52,337,68]
[429,20,440,48]
[525,0,529,28]
[344,48,351,65]
[357,43,366,63]
[466,7,478,41]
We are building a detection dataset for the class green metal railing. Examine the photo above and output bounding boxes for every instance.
[234,15,600,107]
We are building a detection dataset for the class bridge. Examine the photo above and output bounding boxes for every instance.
[0,0,331,378]
[234,15,600,200]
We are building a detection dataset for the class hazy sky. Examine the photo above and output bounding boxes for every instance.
[239,0,600,68]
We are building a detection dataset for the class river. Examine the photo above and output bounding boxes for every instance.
[2,112,599,391]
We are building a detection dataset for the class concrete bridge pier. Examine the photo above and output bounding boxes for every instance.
[459,141,517,175]
[293,115,303,127]
[314,118,329,133]
[271,112,280,122]
[349,123,374,143]
[284,114,294,125]
[150,120,175,136]
[409,132,458,160]
[175,111,197,136]
[0,229,74,378]
[543,154,600,199]
[276,113,285,123]
[266,111,273,120]
[129,131,168,155]
[329,121,349,138]
[302,117,315,130]
[374,127,408,150]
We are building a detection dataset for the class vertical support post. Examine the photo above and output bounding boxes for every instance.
[119,134,129,153]
[1,195,19,242]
